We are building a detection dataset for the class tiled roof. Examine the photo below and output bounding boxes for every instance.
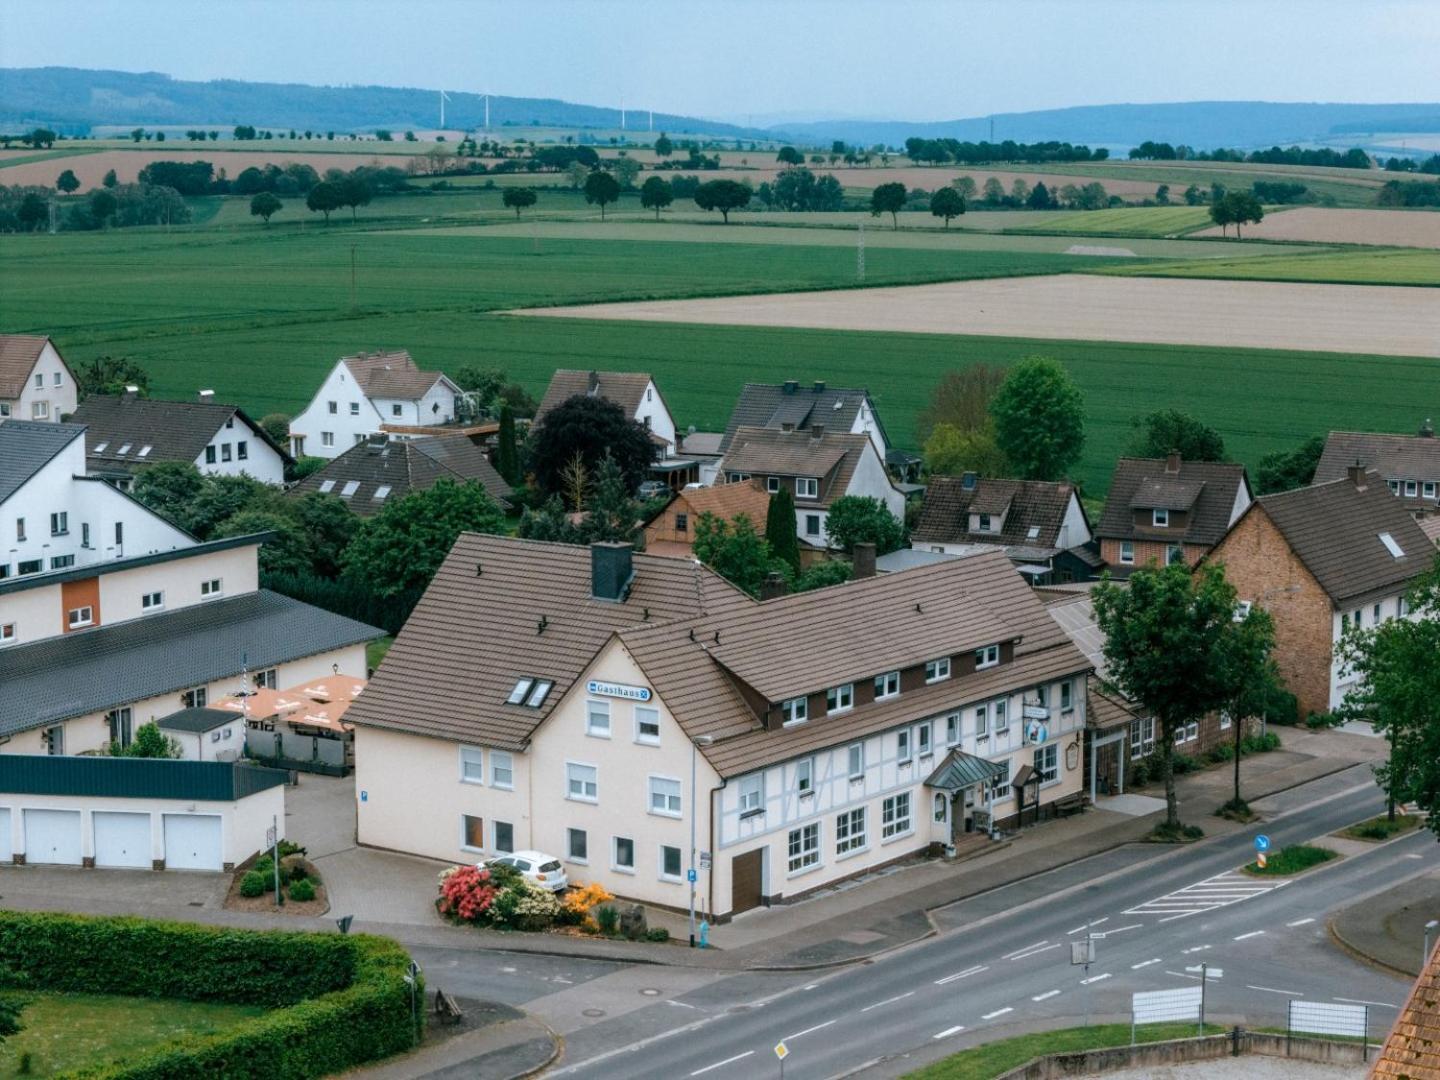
[1247,470,1435,605]
[288,435,512,514]
[342,350,447,401]
[1374,940,1440,1079]
[0,419,84,504]
[721,427,871,508]
[912,476,1081,550]
[1046,594,1109,677]
[344,535,753,750]
[672,481,772,524]
[719,382,888,453]
[0,591,381,735]
[69,395,291,473]
[1097,457,1248,547]
[1316,428,1440,510]
[0,335,52,400]
[1086,680,1141,731]
[535,370,657,423]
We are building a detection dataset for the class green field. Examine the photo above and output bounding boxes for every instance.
[1105,246,1440,286]
[1010,205,1225,237]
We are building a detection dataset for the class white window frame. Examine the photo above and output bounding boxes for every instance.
[1060,680,1073,712]
[796,477,819,499]
[0,622,15,646]
[1173,720,1199,745]
[975,703,989,739]
[648,775,682,818]
[1153,508,1169,527]
[992,699,1009,736]
[1220,711,1233,731]
[989,758,1011,800]
[847,742,865,780]
[836,808,867,856]
[738,774,764,816]
[492,820,515,854]
[200,578,223,599]
[975,644,1000,669]
[805,514,821,537]
[490,750,514,789]
[659,844,685,883]
[897,728,912,764]
[787,823,820,874]
[1034,744,1059,786]
[459,746,485,784]
[612,836,636,873]
[945,713,960,745]
[461,814,485,853]
[1129,717,1155,756]
[826,683,853,713]
[781,696,807,725]
[1405,480,1418,497]
[566,761,599,803]
[634,705,661,745]
[1424,481,1437,500]
[585,699,611,738]
[321,431,335,447]
[796,757,814,796]
[766,476,780,494]
[67,606,94,629]
[1119,540,1135,564]
[874,670,900,700]
[141,591,164,612]
[918,722,933,757]
[925,656,951,683]
[566,827,588,864]
[882,792,912,840]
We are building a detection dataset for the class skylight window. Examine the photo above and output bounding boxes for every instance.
[1378,532,1405,558]
[137,446,152,457]
[340,480,360,498]
[318,480,336,493]
[93,442,108,453]
[1026,525,1041,540]
[116,443,132,455]
[526,680,553,707]
[374,485,392,501]
[507,678,535,704]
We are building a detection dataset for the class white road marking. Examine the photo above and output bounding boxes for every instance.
[1181,945,1212,954]
[1003,940,1050,960]
[501,966,517,973]
[1159,911,1201,923]
[1008,943,1061,961]
[1234,930,1266,941]
[1065,917,1108,935]
[1032,990,1062,1001]
[667,1000,698,1010]
[1080,972,1112,985]
[553,977,573,985]
[933,1025,965,1039]
[803,984,817,991]
[1094,924,1142,938]
[1246,985,1302,996]
[1286,918,1316,927]
[1131,958,1163,970]
[785,1020,836,1040]
[1336,997,1398,1009]
[861,991,915,1012]
[1125,870,1286,919]
[691,1051,753,1075]
[982,1007,1014,1020]
[935,965,988,985]
[1406,853,1424,860]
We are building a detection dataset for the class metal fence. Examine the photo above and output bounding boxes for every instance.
[1129,985,1375,1060]
[245,729,348,774]
[1131,985,1206,1043]
[1288,1000,1370,1061]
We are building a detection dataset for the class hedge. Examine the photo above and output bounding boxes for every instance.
[0,912,421,1079]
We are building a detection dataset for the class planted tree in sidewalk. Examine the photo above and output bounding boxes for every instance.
[1336,557,1440,829]
[1093,562,1243,839]
[1213,605,1281,817]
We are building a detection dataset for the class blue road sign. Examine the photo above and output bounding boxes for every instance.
[687,868,698,883]
[1255,834,1271,852]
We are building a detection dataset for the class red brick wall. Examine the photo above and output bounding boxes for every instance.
[1099,538,1209,570]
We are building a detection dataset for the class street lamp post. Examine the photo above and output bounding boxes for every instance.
[690,735,714,948]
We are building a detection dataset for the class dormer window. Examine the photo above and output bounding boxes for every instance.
[1405,480,1418,497]
[827,683,853,712]
[796,477,818,499]
[874,671,900,699]
[975,644,1000,669]
[1388,480,1401,495]
[978,513,992,532]
[781,697,807,725]
[1153,508,1169,527]
[925,657,950,683]
[1425,482,1436,499]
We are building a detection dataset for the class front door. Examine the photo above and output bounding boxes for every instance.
[731,849,763,916]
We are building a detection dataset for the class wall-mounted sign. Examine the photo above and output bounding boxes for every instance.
[586,679,652,702]
[1022,704,1049,720]
[1025,719,1049,745]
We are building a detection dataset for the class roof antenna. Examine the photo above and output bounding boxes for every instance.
[537,615,548,635]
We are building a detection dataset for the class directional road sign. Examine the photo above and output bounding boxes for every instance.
[1254,834,1271,852]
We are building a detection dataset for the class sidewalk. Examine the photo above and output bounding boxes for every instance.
[342,1002,558,1080]
[1331,866,1440,977]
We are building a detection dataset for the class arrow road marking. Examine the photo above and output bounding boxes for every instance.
[691,1051,753,1076]
[933,1025,965,1039]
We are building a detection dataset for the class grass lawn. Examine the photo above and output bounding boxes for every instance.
[1244,843,1338,876]
[1338,813,1422,841]
[1107,247,1440,287]
[1010,206,1220,237]
[0,991,265,1077]
[904,1022,1226,1079]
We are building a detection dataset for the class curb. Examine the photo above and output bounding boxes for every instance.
[1326,916,1416,981]
[508,1020,563,1080]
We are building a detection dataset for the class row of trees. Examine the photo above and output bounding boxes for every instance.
[904,138,1109,165]
[1129,141,1372,169]
[0,182,189,233]
[1377,178,1440,208]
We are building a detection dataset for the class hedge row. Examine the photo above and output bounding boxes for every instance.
[0,912,421,1079]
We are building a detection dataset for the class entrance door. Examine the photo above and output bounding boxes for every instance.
[731,849,763,915]
[93,811,152,868]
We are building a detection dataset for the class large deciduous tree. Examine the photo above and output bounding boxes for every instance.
[56,169,80,194]
[693,512,773,597]
[502,186,537,218]
[1255,435,1324,494]
[824,495,905,555]
[73,354,150,399]
[694,179,751,223]
[528,394,656,497]
[870,182,907,229]
[583,170,621,219]
[989,357,1085,481]
[249,191,282,224]
[918,364,1008,442]
[930,186,965,227]
[640,176,673,220]
[305,181,343,223]
[1213,605,1281,814]
[1128,408,1226,462]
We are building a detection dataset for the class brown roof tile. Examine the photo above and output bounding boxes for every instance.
[1316,428,1440,513]
[721,426,872,507]
[719,381,889,454]
[1097,457,1249,547]
[341,350,448,401]
[1373,940,1440,1079]
[913,476,1081,550]
[69,395,290,473]
[0,335,57,400]
[535,370,656,423]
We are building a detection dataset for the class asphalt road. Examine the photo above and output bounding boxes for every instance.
[413,767,1431,1080]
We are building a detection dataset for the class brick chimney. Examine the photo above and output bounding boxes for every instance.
[810,423,825,441]
[783,380,799,395]
[590,542,634,602]
[759,571,788,600]
[813,381,826,394]
[852,542,876,579]
[1420,418,1435,439]
[1165,450,1181,474]
[1347,462,1368,490]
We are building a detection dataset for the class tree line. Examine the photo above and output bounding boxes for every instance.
[1129,141,1373,169]
[904,138,1109,165]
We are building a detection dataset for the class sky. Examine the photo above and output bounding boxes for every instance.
[3,0,1438,123]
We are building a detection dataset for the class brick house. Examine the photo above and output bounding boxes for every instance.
[642,481,772,559]
[1096,453,1251,575]
[1206,466,1435,721]
[1314,421,1440,518]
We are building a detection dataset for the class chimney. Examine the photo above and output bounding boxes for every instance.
[813,381,826,394]
[1347,462,1368,490]
[783,380,799,395]
[198,389,215,403]
[759,571,788,601]
[1165,450,1181,474]
[590,542,634,602]
[586,370,600,396]
[780,421,795,434]
[1420,418,1435,439]
[852,542,876,579]
[122,384,139,400]
[810,423,825,440]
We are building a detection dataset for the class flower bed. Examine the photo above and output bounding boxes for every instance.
[437,867,669,941]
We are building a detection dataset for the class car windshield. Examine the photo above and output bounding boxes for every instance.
[538,860,562,873]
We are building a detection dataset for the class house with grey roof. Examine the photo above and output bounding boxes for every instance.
[287,350,465,460]
[288,433,513,516]
[1207,465,1436,720]
[1314,421,1440,518]
[70,391,291,486]
[719,380,889,462]
[0,335,76,423]
[536,370,678,456]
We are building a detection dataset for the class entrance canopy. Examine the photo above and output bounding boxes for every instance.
[925,749,1004,793]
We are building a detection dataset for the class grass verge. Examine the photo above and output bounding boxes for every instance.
[1243,843,1338,876]
[1337,813,1421,842]
[904,1022,1226,1079]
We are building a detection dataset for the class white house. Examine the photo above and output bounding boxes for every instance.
[0,336,77,423]
[535,370,679,456]
[719,380,889,462]
[718,425,906,549]
[70,392,290,487]
[288,351,464,459]
[348,536,1092,920]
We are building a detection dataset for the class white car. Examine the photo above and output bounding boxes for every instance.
[478,850,569,892]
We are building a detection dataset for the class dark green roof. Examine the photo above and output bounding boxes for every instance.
[924,749,1004,792]
[0,755,286,801]
[157,707,236,734]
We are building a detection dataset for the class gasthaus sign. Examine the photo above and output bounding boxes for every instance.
[586,680,653,702]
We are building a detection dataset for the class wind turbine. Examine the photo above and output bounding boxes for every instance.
[439,89,451,130]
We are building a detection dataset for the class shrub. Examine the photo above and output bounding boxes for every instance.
[511,880,561,931]
[563,882,615,930]
[645,927,671,943]
[1241,731,1282,753]
[1207,743,1235,764]
[1128,758,1151,787]
[238,871,266,898]
[277,840,307,860]
[438,865,500,924]
[1171,754,1201,776]
[594,905,620,936]
[1306,710,1342,730]
[289,878,317,902]
[1246,844,1337,875]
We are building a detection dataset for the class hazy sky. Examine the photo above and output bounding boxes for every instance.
[4,0,1438,122]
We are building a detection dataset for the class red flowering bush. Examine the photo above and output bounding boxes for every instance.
[437,865,499,923]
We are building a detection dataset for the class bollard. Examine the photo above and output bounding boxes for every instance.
[698,920,710,949]
[1232,1025,1242,1056]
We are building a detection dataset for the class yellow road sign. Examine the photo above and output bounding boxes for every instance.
[775,1041,789,1060]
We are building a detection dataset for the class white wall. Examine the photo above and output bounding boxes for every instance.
[289,362,381,459]
[636,381,677,456]
[198,419,286,484]
[1329,593,1418,709]
[848,397,889,460]
[166,717,245,761]
[1057,494,1093,550]
[1,342,77,422]
[792,443,905,549]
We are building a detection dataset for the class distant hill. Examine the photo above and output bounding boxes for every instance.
[0,67,766,139]
[770,101,1440,153]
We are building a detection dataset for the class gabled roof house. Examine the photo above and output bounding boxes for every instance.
[0,335,77,423]
[1314,421,1440,517]
[720,380,889,460]
[1096,452,1251,575]
[288,433,513,515]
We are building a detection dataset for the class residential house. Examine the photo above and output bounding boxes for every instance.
[718,425,904,551]
[1,420,193,586]
[156,707,246,762]
[1314,422,1440,517]
[70,391,291,487]
[911,473,1098,585]
[347,536,1092,919]
[0,335,77,423]
[719,380,889,462]
[536,370,678,455]
[1206,466,1434,720]
[287,433,512,516]
[1096,453,1251,574]
[288,351,465,459]
[642,481,772,559]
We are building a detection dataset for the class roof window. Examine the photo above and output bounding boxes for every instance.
[116,443,131,455]
[374,485,392,501]
[340,480,360,498]
[507,678,535,705]
[93,441,108,453]
[1026,525,1041,540]
[526,680,553,707]
[318,480,336,493]
[137,445,152,457]
[1378,532,1405,558]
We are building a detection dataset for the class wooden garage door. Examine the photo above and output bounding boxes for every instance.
[731,849,763,915]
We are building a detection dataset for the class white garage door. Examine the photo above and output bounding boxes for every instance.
[163,814,222,871]
[93,811,152,869]
[0,809,11,862]
[24,809,82,865]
